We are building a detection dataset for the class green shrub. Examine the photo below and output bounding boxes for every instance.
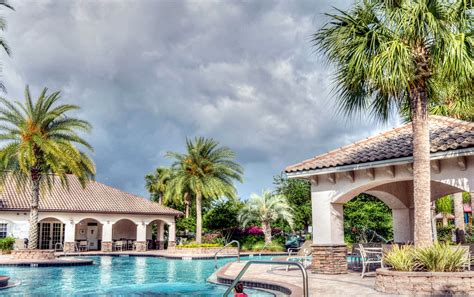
[0,237,15,251]
[176,243,223,248]
[250,242,285,252]
[383,245,415,271]
[437,226,454,243]
[383,242,467,272]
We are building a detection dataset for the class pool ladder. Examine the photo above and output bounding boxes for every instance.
[214,240,240,269]
[222,260,309,297]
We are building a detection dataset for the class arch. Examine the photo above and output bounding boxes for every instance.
[112,218,137,241]
[146,219,168,250]
[38,216,67,224]
[75,218,103,251]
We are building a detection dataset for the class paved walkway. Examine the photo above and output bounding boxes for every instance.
[217,261,397,297]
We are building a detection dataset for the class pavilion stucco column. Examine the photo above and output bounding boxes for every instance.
[392,208,412,243]
[135,223,147,252]
[311,189,347,274]
[453,193,465,231]
[168,222,176,248]
[63,221,76,253]
[101,221,113,252]
[157,221,165,250]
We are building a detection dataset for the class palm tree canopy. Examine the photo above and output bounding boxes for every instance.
[145,166,172,202]
[238,190,294,228]
[314,0,473,121]
[0,86,95,189]
[436,195,453,215]
[166,137,243,200]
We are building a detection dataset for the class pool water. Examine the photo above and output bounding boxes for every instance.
[0,255,275,296]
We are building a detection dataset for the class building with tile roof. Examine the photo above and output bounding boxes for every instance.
[0,176,182,252]
[285,116,474,274]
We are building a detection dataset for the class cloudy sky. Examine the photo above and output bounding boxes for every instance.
[1,0,399,200]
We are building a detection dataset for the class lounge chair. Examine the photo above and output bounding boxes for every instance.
[359,243,384,278]
[115,240,124,251]
[285,242,313,271]
[79,241,88,252]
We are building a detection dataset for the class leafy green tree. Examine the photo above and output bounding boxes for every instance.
[0,86,95,248]
[145,166,173,204]
[273,174,311,232]
[436,195,453,227]
[0,1,14,92]
[166,137,243,243]
[344,194,393,243]
[314,0,473,246]
[238,190,294,244]
[204,198,243,241]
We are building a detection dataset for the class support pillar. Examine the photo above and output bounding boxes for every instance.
[311,190,347,274]
[101,221,113,252]
[157,221,165,250]
[136,222,147,252]
[63,220,76,253]
[392,208,412,243]
[168,222,176,248]
[453,193,465,231]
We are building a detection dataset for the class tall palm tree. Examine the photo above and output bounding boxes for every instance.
[0,86,95,249]
[238,190,294,244]
[0,0,14,92]
[166,137,243,243]
[314,0,473,246]
[145,166,172,205]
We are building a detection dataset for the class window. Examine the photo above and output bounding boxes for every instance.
[0,223,7,238]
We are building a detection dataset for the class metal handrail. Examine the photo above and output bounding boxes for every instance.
[223,260,309,297]
[214,240,240,269]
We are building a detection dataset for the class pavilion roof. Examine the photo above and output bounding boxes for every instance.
[0,175,182,216]
[285,116,474,174]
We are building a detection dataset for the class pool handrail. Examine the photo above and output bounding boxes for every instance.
[222,260,309,297]
[214,240,240,269]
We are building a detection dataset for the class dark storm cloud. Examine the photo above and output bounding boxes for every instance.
[1,0,398,199]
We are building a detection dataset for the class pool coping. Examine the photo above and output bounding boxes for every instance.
[0,258,94,267]
[57,252,288,260]
[213,262,302,297]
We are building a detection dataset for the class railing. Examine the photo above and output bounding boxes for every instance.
[222,260,309,297]
[214,240,240,269]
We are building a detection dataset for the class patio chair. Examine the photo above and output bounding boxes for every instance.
[127,240,134,250]
[359,244,384,278]
[115,240,124,251]
[79,241,88,252]
[54,242,63,252]
[285,246,312,272]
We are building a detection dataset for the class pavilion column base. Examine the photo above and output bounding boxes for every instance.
[167,241,176,249]
[63,242,76,253]
[157,241,165,250]
[311,244,348,274]
[135,241,147,252]
[101,241,113,252]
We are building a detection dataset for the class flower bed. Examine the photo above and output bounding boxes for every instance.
[167,246,238,255]
[376,268,474,295]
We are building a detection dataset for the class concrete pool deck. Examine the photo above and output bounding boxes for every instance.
[215,261,396,297]
[0,255,93,267]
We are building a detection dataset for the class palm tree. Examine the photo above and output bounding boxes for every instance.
[0,0,14,92]
[145,166,172,204]
[238,190,294,244]
[436,196,453,227]
[166,137,243,243]
[314,0,473,246]
[0,86,95,249]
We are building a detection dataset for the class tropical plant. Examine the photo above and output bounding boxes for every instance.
[383,245,415,271]
[238,190,294,244]
[166,137,243,243]
[384,242,467,272]
[314,0,473,246]
[145,166,172,204]
[436,195,453,227]
[203,198,242,242]
[0,86,95,249]
[0,0,14,92]
[0,236,14,251]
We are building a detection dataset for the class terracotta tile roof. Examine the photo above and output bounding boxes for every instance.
[0,175,182,216]
[285,116,474,174]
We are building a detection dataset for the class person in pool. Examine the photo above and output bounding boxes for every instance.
[234,282,248,297]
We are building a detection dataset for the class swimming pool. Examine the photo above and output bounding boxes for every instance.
[0,255,275,296]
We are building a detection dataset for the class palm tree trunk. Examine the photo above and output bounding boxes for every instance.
[410,70,432,246]
[471,192,474,226]
[453,193,465,231]
[195,192,202,244]
[184,192,189,219]
[28,175,40,249]
[442,215,448,227]
[262,221,272,244]
[158,193,163,205]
